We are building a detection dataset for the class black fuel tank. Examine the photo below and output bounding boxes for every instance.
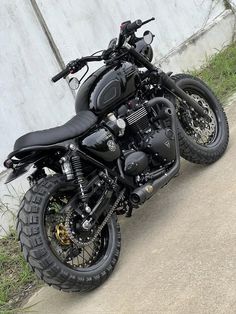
[75,62,139,115]
[81,127,120,162]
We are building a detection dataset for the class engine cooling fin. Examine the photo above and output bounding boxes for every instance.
[126,106,149,132]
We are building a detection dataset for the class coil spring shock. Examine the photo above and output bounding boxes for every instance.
[71,154,87,203]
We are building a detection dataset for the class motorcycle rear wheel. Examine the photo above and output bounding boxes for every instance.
[170,74,229,164]
[17,174,121,292]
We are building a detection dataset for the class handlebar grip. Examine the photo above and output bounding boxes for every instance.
[141,17,155,26]
[51,68,70,82]
[126,19,142,32]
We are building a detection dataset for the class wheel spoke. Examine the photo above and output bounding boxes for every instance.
[83,247,93,259]
[82,247,85,267]
[44,191,108,270]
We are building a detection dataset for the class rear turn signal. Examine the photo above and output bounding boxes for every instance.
[3,159,13,169]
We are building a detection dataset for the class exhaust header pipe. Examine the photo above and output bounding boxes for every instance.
[130,97,180,204]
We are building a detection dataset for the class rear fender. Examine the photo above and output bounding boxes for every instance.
[5,162,33,184]
[4,144,67,184]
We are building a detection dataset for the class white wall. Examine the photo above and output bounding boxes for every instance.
[36,0,225,58]
[36,0,226,75]
[159,10,235,72]
[0,0,74,171]
[0,0,74,235]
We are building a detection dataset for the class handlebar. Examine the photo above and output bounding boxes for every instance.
[141,17,155,26]
[52,17,155,83]
[51,55,103,83]
[126,19,142,32]
[122,17,155,34]
[52,68,71,82]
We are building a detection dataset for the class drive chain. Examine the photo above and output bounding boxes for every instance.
[65,189,125,248]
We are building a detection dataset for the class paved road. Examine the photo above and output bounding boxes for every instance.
[26,103,236,314]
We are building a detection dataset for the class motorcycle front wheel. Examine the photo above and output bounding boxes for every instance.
[170,74,229,164]
[17,174,121,292]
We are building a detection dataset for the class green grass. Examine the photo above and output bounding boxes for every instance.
[0,230,40,314]
[191,42,236,101]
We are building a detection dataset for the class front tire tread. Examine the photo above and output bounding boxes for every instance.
[171,74,229,164]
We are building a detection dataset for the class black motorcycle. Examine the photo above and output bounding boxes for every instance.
[4,18,229,292]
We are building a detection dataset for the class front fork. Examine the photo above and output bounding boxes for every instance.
[160,72,210,122]
[125,43,210,121]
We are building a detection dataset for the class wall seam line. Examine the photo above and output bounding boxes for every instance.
[29,0,75,97]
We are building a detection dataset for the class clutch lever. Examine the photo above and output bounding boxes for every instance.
[141,17,155,26]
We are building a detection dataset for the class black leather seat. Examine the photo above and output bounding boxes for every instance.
[14,111,97,151]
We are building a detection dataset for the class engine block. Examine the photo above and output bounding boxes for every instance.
[126,106,150,133]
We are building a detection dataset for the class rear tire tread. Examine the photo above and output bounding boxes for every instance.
[17,175,121,292]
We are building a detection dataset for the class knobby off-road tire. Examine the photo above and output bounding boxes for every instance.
[16,175,121,292]
[170,74,229,164]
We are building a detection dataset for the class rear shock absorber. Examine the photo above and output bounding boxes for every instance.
[71,153,91,213]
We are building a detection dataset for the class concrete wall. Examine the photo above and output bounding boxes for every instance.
[36,0,227,75]
[0,0,75,235]
[0,0,75,171]
[159,10,235,72]
[0,0,235,235]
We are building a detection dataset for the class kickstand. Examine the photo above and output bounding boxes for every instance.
[125,206,133,217]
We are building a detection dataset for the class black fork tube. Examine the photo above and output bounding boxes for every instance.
[160,72,210,121]
[127,45,209,119]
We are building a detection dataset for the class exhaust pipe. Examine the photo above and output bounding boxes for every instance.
[130,97,180,204]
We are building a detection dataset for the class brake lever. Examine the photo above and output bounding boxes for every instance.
[141,17,155,26]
